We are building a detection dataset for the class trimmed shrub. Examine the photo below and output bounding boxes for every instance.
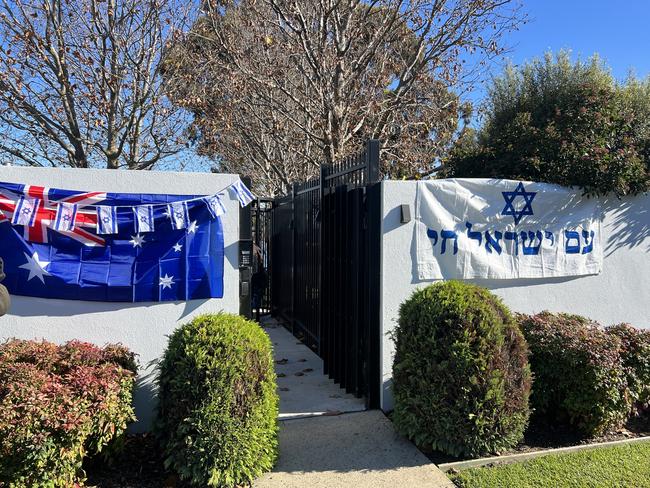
[519,312,629,436]
[607,323,650,415]
[392,281,531,457]
[0,339,137,487]
[156,313,278,487]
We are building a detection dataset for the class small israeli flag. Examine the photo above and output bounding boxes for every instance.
[96,205,119,234]
[134,205,155,233]
[230,179,255,207]
[203,194,226,219]
[11,197,40,227]
[168,201,189,230]
[53,202,78,231]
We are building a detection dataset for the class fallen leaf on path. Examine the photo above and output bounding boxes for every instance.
[322,410,343,416]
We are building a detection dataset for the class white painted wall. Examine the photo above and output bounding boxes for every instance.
[0,166,241,431]
[379,180,650,411]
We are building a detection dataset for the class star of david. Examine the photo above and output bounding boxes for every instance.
[501,182,536,225]
[63,214,71,221]
[140,216,149,222]
[22,208,31,214]
[102,216,110,223]
[174,211,183,219]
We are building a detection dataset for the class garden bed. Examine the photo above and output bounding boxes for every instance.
[423,414,650,466]
[84,434,183,488]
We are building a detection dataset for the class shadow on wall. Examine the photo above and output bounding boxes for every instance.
[604,196,650,256]
[131,364,160,433]
[7,295,209,321]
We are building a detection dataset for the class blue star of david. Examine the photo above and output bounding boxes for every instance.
[501,182,536,225]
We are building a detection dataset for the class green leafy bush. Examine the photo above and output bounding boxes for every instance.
[156,313,278,487]
[0,339,137,487]
[443,51,650,197]
[519,312,629,436]
[607,323,650,415]
[392,281,531,457]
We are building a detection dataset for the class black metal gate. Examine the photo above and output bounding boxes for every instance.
[262,140,382,407]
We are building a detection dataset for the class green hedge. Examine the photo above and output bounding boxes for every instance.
[392,281,531,457]
[0,339,137,487]
[519,312,630,436]
[156,313,278,487]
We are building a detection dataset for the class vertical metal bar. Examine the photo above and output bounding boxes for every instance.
[365,139,381,184]
[365,181,382,409]
[290,183,297,334]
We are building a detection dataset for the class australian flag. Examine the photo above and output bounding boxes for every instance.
[0,182,224,302]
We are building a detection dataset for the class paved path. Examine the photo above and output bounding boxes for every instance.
[254,410,455,488]
[263,317,366,419]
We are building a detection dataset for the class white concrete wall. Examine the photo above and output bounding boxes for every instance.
[0,166,241,431]
[379,180,650,411]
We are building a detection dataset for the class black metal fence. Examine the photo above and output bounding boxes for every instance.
[263,140,382,407]
[251,199,273,318]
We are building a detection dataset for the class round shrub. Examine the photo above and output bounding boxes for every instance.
[392,281,531,458]
[607,323,650,415]
[156,313,278,487]
[519,312,629,436]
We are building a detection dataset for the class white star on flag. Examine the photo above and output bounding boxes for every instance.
[187,221,198,234]
[159,274,174,289]
[173,243,183,252]
[19,251,50,283]
[129,234,146,248]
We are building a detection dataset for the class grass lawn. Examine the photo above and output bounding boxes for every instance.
[451,441,650,488]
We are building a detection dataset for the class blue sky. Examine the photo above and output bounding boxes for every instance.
[469,0,650,107]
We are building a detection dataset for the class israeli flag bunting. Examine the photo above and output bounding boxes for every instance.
[231,179,255,207]
[168,201,189,230]
[203,194,226,219]
[96,205,119,234]
[11,196,41,227]
[134,205,155,233]
[53,202,78,231]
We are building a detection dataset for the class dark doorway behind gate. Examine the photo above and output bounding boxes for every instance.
[253,140,382,408]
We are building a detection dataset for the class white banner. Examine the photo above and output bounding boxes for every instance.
[415,179,603,280]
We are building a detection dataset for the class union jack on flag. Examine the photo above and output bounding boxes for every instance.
[0,183,107,246]
[0,181,225,302]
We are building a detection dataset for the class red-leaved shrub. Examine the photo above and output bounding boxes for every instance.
[607,323,650,415]
[518,312,629,436]
[0,339,137,487]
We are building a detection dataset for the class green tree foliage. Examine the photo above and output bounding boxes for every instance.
[443,52,650,196]
[156,313,278,487]
[392,281,531,457]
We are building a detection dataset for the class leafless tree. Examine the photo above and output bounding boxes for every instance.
[0,0,196,169]
[164,0,524,195]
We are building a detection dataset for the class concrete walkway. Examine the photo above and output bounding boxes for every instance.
[254,410,455,488]
[258,317,453,487]
[263,317,366,419]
